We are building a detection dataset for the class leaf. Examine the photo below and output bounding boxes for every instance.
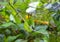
[19,23,24,30]
[0,22,14,28]
[26,16,34,26]
[0,34,5,42]
[5,29,11,35]
[5,34,20,42]
[6,4,16,15]
[15,39,22,42]
[34,38,44,42]
[24,22,33,32]
[13,0,17,5]
[35,25,49,36]
[15,39,27,42]
[14,15,21,24]
[9,0,14,4]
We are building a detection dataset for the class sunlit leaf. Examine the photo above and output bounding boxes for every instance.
[24,22,33,32]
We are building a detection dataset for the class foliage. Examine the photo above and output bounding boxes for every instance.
[0,0,60,42]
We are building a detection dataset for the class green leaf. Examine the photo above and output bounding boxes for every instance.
[34,38,44,42]
[14,16,21,24]
[9,0,14,4]
[35,25,49,35]
[5,34,20,42]
[15,39,27,42]
[0,22,14,28]
[24,22,32,32]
